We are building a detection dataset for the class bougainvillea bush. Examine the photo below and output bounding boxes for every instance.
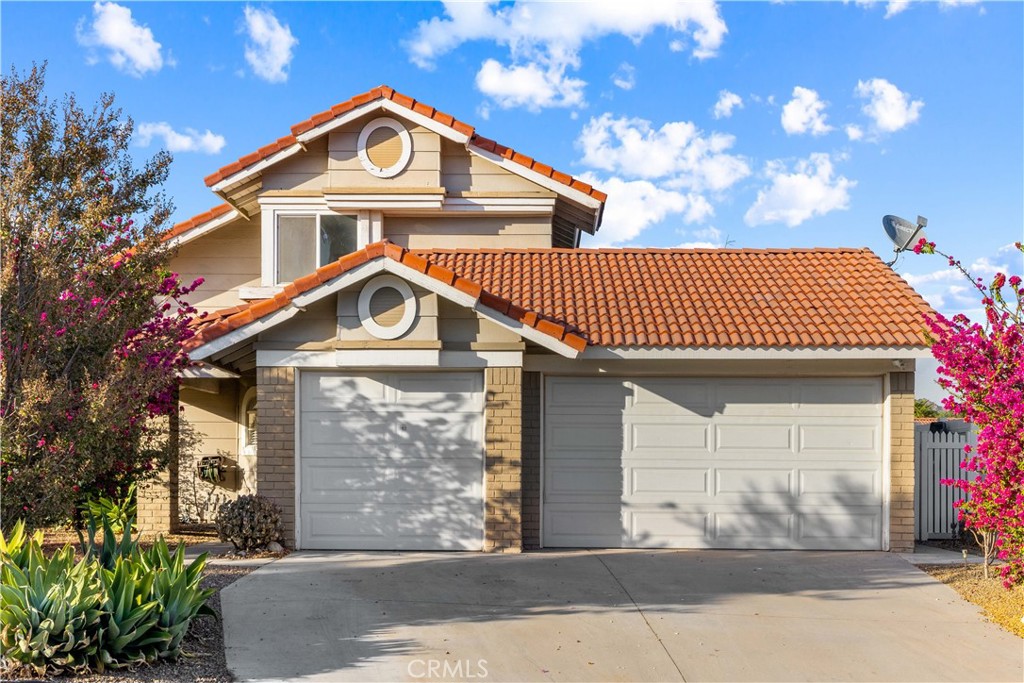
[915,237,1024,587]
[0,64,201,527]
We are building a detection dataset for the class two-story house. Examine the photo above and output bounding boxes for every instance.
[140,86,932,554]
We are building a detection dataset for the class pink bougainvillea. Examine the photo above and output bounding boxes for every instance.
[916,238,1024,587]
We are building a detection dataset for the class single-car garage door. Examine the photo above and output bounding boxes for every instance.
[543,376,884,550]
[299,371,484,550]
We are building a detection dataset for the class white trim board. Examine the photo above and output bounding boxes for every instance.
[256,349,522,368]
[165,208,241,248]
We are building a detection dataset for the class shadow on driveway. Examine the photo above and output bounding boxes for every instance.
[221,549,1023,682]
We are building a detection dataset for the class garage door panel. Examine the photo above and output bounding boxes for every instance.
[302,503,482,551]
[628,466,708,496]
[630,422,709,450]
[632,381,713,415]
[547,378,630,409]
[300,371,484,550]
[544,376,884,550]
[715,423,794,452]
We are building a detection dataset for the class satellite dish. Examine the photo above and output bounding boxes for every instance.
[882,214,928,265]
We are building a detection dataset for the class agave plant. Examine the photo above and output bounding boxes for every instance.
[79,484,137,534]
[78,512,139,570]
[0,545,103,675]
[93,556,167,671]
[0,519,44,571]
[141,539,216,659]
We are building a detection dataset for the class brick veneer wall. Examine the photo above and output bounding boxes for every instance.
[521,372,542,549]
[137,403,179,535]
[888,371,915,552]
[256,367,296,547]
[484,367,523,553]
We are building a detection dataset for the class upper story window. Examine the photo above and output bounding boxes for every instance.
[276,213,358,283]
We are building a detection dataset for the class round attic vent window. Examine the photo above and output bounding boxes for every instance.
[358,275,417,340]
[357,117,412,178]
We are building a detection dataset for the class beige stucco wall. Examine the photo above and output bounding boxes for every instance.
[170,216,261,313]
[384,216,552,249]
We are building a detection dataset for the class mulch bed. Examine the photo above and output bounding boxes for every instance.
[921,563,1024,639]
[2,563,254,682]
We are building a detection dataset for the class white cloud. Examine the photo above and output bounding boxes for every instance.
[712,90,743,119]
[242,6,297,84]
[744,153,855,227]
[901,255,1007,318]
[884,1,911,18]
[780,86,833,136]
[577,114,750,191]
[476,59,585,111]
[136,122,226,154]
[669,39,685,52]
[855,78,923,133]
[845,124,864,141]
[678,225,727,248]
[612,63,636,91]
[578,174,713,246]
[406,1,727,110]
[76,2,165,77]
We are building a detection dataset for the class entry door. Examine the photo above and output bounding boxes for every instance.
[543,376,884,550]
[299,371,484,550]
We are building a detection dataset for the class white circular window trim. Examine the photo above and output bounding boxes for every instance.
[358,275,417,340]
[357,117,412,179]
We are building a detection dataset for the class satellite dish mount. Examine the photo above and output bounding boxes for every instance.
[882,214,928,266]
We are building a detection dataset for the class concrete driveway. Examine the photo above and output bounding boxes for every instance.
[222,550,1022,682]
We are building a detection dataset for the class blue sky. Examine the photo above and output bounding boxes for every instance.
[3,1,1022,399]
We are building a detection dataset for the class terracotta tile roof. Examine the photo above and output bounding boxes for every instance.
[161,203,234,242]
[418,247,934,347]
[187,242,933,354]
[201,85,607,203]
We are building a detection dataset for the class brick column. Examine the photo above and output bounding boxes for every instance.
[888,371,915,552]
[137,394,180,536]
[256,367,296,547]
[521,372,542,549]
[484,367,523,553]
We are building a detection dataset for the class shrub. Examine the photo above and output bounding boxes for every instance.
[0,516,214,675]
[215,495,282,551]
[80,483,137,534]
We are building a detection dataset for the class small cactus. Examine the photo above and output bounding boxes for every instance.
[215,495,283,551]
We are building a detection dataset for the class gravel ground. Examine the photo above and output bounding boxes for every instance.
[2,564,255,682]
[922,563,1024,638]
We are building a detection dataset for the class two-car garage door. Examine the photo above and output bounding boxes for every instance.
[543,376,884,550]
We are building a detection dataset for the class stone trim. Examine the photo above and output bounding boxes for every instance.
[484,367,523,553]
[256,367,297,547]
[888,371,915,552]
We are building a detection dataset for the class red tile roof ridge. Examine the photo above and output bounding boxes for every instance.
[202,85,606,203]
[410,246,873,255]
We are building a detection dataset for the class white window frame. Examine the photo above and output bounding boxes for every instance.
[259,198,383,287]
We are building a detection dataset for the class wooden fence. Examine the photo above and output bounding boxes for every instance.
[914,423,976,541]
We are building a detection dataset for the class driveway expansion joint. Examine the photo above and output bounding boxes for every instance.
[588,550,689,683]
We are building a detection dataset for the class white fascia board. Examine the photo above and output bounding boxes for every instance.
[210,144,304,193]
[189,305,302,361]
[165,209,241,248]
[379,259,579,359]
[178,362,240,379]
[257,196,329,208]
[325,194,444,210]
[294,99,471,147]
[239,286,284,300]
[467,145,603,211]
[472,303,580,360]
[581,346,933,360]
[290,261,386,308]
[442,196,556,213]
[256,349,521,368]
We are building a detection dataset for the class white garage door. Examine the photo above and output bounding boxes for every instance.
[543,377,884,550]
[299,371,484,550]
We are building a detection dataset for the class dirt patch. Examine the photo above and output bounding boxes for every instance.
[922,564,1024,639]
[36,524,218,556]
[2,563,254,682]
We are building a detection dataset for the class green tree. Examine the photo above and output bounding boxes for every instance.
[0,64,200,528]
[914,398,945,419]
